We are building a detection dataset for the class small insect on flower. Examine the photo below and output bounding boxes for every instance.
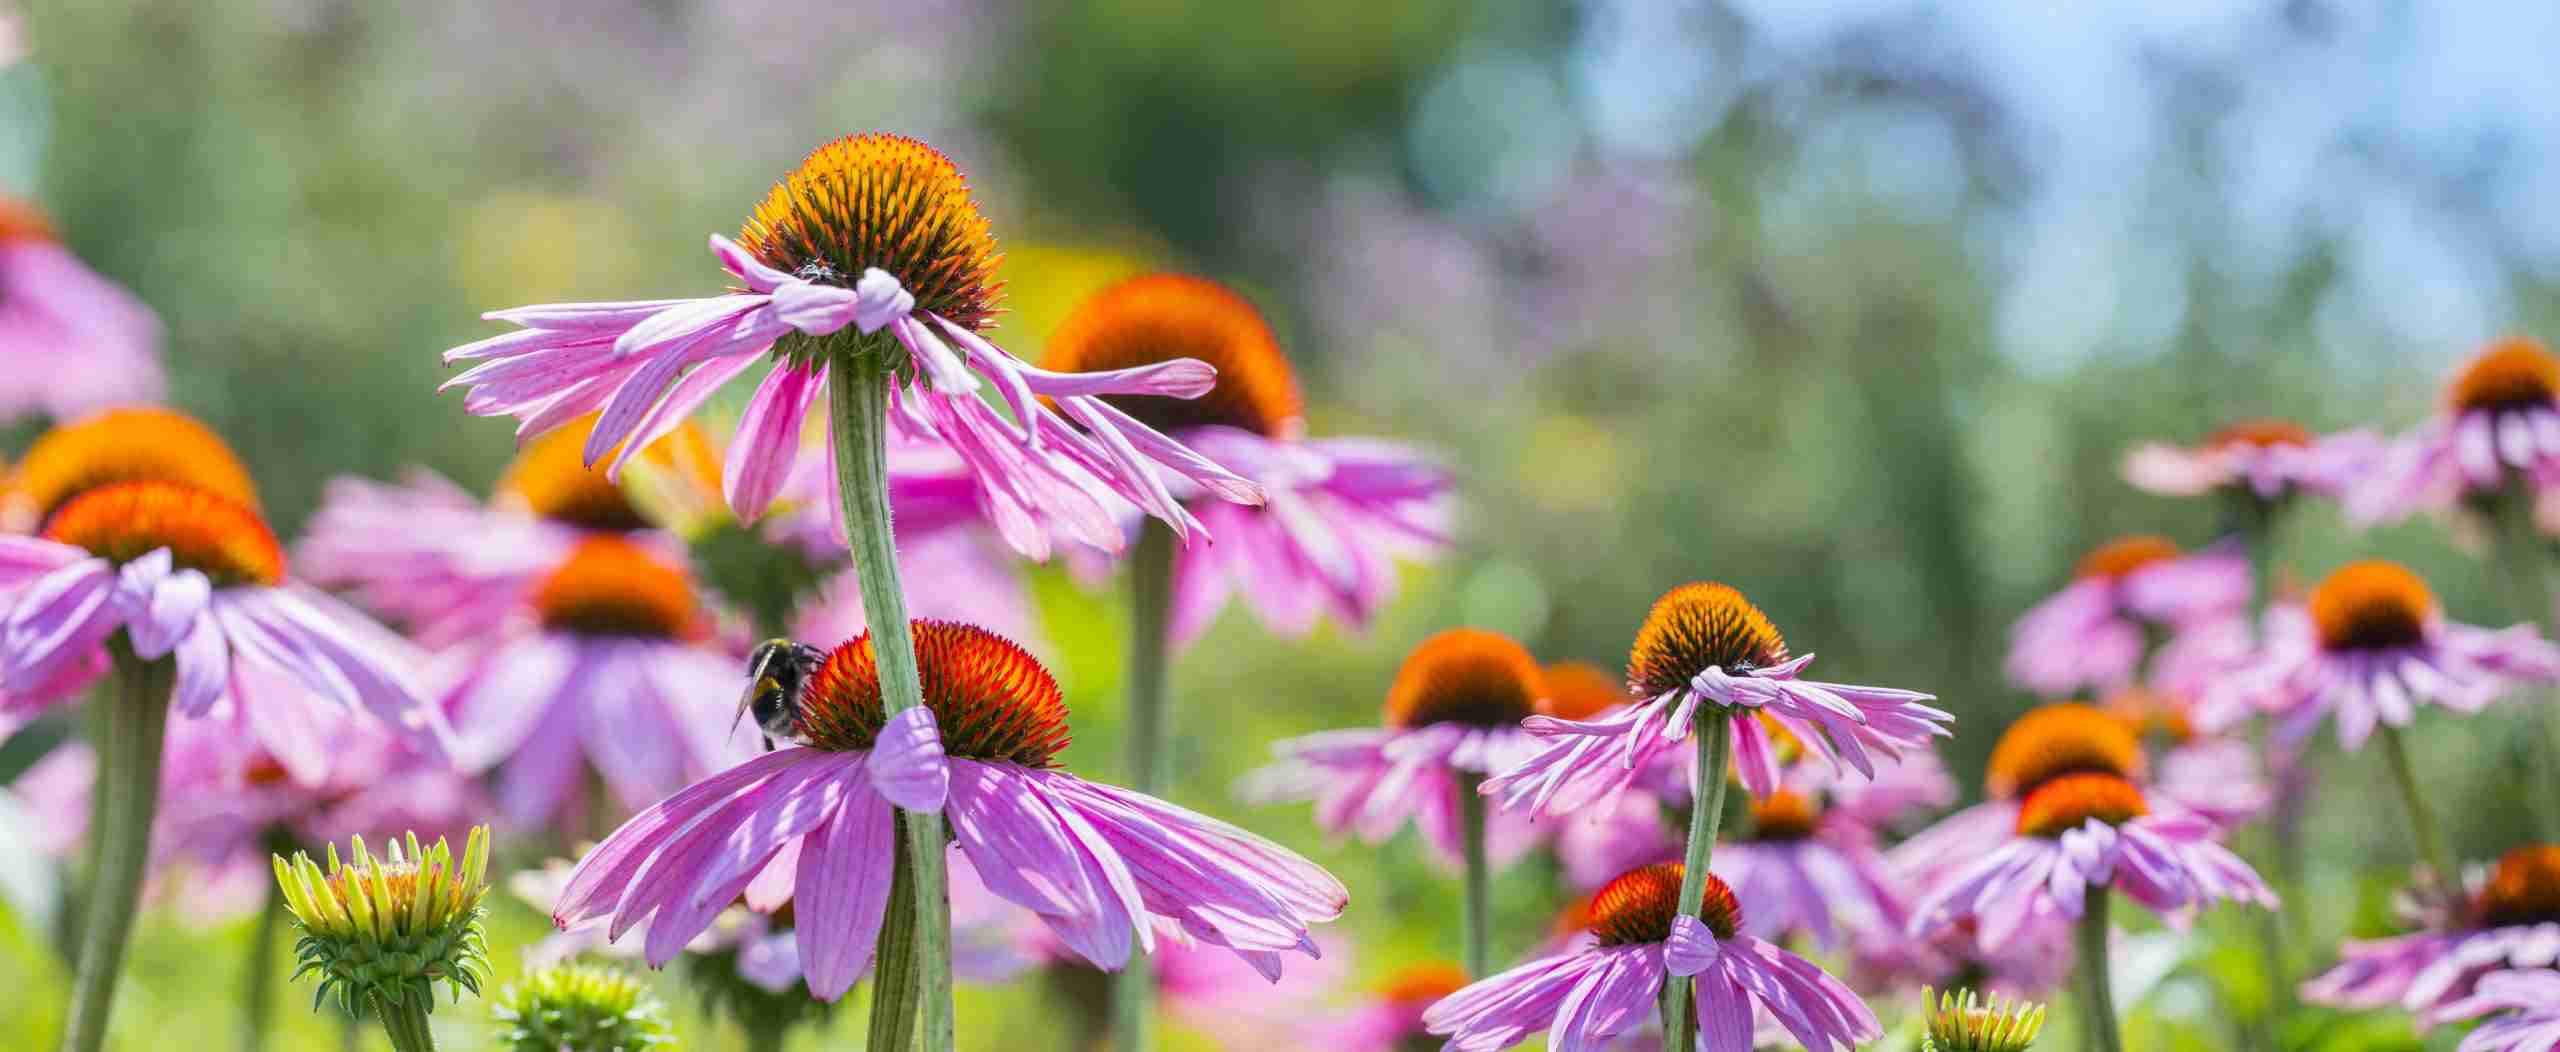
[492,963,674,1052]
[1920,986,2047,1052]
[273,825,494,1015]
[737,637,826,750]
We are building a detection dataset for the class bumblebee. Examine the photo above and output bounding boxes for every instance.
[736,639,826,751]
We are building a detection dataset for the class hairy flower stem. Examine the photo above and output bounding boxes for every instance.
[830,360,953,1050]
[1658,716,1735,1045]
[869,814,924,1051]
[58,652,172,1052]
[2491,486,2560,837]
[2378,725,2457,908]
[371,993,437,1052]
[1111,522,1177,1052]
[1459,773,1492,979]
[2074,889,2122,1052]
[240,876,283,1052]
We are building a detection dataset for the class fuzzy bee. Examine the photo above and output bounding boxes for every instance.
[736,639,825,751]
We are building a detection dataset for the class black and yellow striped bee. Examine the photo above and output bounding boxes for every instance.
[736,639,825,751]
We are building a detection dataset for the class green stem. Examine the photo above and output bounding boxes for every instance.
[2075,888,2122,1052]
[2236,506,2297,1044]
[240,873,283,1052]
[58,653,173,1052]
[2378,725,2456,907]
[867,810,924,1051]
[368,992,436,1052]
[830,359,954,1050]
[1658,716,1734,1046]
[1459,773,1492,979]
[742,1018,789,1052]
[1111,521,1177,1052]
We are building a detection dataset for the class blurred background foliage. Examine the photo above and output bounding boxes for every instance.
[7,0,2560,1048]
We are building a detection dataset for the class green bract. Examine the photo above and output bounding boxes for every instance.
[1921,986,2047,1052]
[493,963,675,1052]
[273,826,494,1015]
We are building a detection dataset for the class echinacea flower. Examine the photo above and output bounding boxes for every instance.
[1305,961,1470,1051]
[0,480,448,755]
[0,195,163,422]
[551,620,1345,1000]
[1909,771,2275,951]
[2123,418,2379,503]
[1423,862,1882,1052]
[2305,845,2560,1027]
[298,415,705,649]
[1848,916,2074,1001]
[1242,628,1551,868]
[275,826,495,1017]
[2005,536,2249,697]
[2433,969,2560,1051]
[1042,274,1450,643]
[491,963,674,1052]
[2199,560,2560,749]
[1028,925,1350,1050]
[1894,701,2259,897]
[1485,582,1950,817]
[443,534,758,827]
[1918,986,2047,1052]
[440,133,1265,561]
[2355,337,2560,523]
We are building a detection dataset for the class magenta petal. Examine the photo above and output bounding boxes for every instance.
[871,706,950,813]
[795,782,896,1000]
[554,748,815,927]
[1694,966,1757,1052]
[167,616,228,716]
[1666,914,1723,977]
[723,362,825,520]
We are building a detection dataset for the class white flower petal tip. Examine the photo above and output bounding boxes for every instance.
[1666,914,1722,976]
[871,706,950,812]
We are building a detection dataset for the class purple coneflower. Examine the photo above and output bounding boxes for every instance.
[2199,560,2560,750]
[2353,337,2560,523]
[1043,273,1450,645]
[1244,628,1547,976]
[1423,862,1881,1052]
[298,414,705,649]
[1711,783,1912,953]
[0,195,163,422]
[2305,845,2560,1029]
[551,620,1344,1002]
[439,134,1264,561]
[2123,418,2379,503]
[1,480,445,754]
[442,534,758,828]
[2005,536,2249,697]
[1485,582,1950,817]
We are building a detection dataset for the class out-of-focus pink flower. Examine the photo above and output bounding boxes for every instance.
[2354,337,2560,523]
[0,196,163,422]
[1026,924,1351,1050]
[789,526,1038,654]
[552,622,1345,1001]
[440,135,1264,562]
[1302,961,1470,1051]
[2124,419,2381,502]
[2306,846,2560,1029]
[1424,863,1880,1052]
[0,481,449,761]
[2006,536,2249,697]
[1041,275,1450,646]
[1709,781,1911,953]
[439,535,756,828]
[2199,561,2560,750]
[1487,582,1948,817]
[1242,629,1552,870]
[1909,771,2275,951]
